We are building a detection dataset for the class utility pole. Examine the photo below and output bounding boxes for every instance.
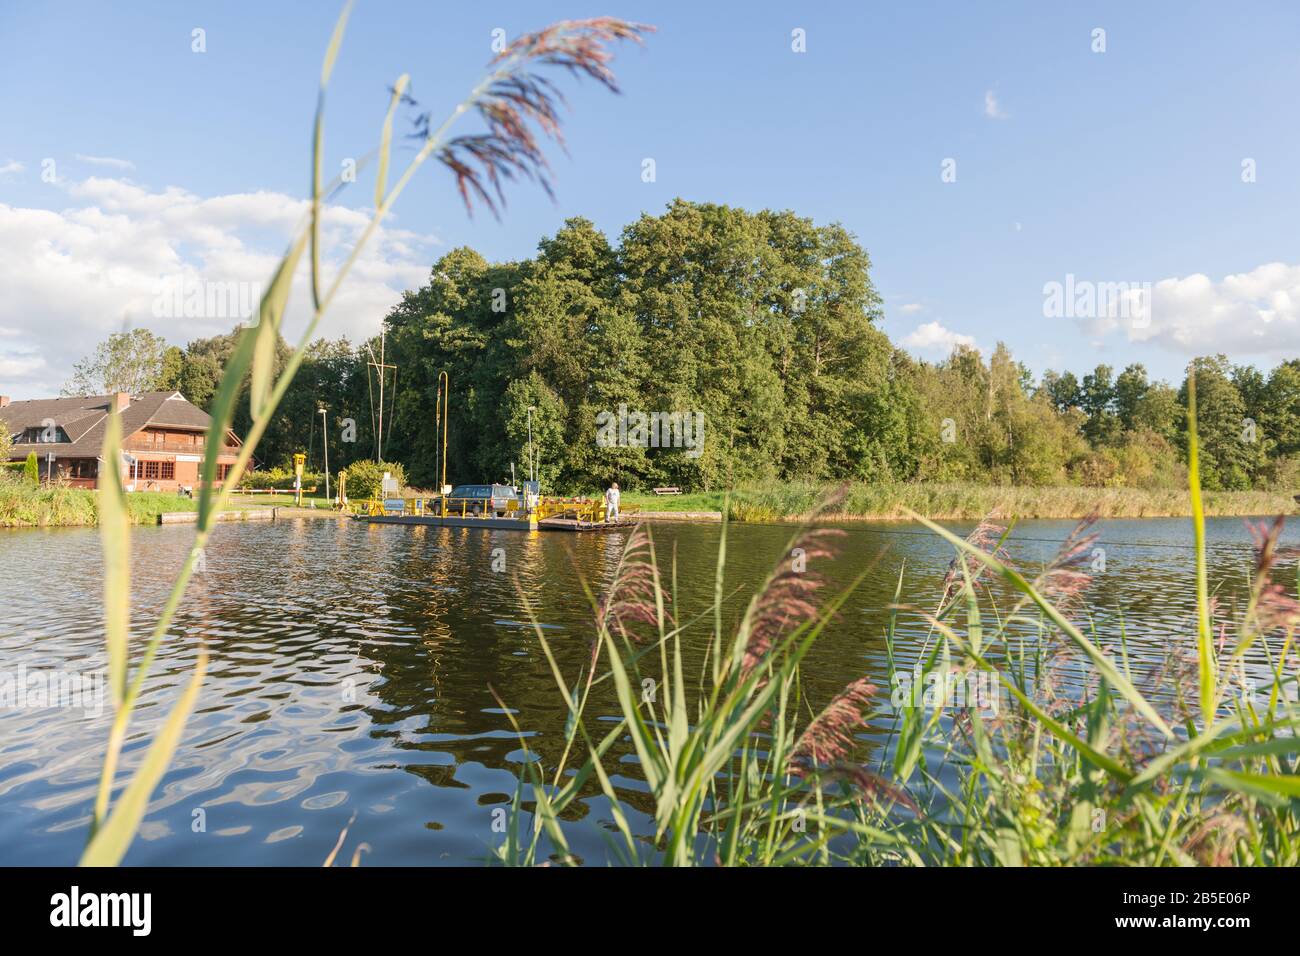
[319,407,330,503]
[367,330,397,462]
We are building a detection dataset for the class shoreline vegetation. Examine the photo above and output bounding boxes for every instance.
[0,480,342,529]
[0,482,197,528]
[632,481,1299,521]
[3,477,1295,529]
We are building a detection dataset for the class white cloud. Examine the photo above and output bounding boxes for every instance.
[898,302,924,315]
[0,160,23,178]
[902,320,977,356]
[1083,261,1300,361]
[0,176,438,397]
[983,90,1008,120]
[0,352,48,380]
[75,154,136,171]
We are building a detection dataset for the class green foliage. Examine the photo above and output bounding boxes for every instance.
[238,468,324,490]
[62,328,177,396]
[0,419,11,461]
[59,210,1300,496]
[0,473,96,526]
[376,203,919,493]
[23,452,38,485]
[0,476,194,528]
[343,459,406,500]
[1180,356,1256,490]
[704,480,1290,520]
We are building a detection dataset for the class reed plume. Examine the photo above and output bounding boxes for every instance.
[595,524,666,645]
[739,521,845,679]
[409,18,653,217]
[940,516,1006,605]
[788,677,875,773]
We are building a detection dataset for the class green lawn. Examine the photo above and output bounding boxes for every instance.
[227,493,334,508]
[622,490,727,513]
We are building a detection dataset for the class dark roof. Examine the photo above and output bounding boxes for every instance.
[1,391,225,459]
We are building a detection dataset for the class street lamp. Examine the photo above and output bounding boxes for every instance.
[319,407,330,503]
[526,405,536,483]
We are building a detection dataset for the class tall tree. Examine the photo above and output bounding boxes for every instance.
[1080,364,1119,446]
[62,329,176,395]
[1181,356,1254,490]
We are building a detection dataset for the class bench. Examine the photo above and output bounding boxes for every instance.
[652,487,682,496]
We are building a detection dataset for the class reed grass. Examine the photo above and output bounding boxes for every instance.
[624,481,1296,522]
[0,479,195,528]
[493,379,1300,866]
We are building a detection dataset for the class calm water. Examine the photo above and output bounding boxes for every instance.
[0,514,1290,865]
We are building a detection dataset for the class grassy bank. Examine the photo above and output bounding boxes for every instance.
[0,482,199,528]
[624,481,1298,521]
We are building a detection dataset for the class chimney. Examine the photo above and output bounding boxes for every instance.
[0,396,9,408]
[113,392,131,413]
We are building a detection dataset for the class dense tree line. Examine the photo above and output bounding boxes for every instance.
[63,200,1300,493]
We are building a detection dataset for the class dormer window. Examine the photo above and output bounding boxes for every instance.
[23,425,69,443]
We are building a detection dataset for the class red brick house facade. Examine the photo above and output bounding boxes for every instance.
[0,391,240,493]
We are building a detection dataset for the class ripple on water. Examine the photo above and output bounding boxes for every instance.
[0,515,1290,864]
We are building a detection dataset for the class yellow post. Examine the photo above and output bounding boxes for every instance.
[293,453,307,507]
[436,370,450,495]
[338,469,348,510]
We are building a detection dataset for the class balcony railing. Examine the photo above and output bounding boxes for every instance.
[122,440,237,455]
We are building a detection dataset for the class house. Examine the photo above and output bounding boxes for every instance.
[0,391,241,492]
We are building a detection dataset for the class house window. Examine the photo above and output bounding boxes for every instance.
[141,461,175,481]
[217,463,232,481]
[68,459,98,479]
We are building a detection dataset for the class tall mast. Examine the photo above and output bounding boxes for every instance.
[368,330,397,462]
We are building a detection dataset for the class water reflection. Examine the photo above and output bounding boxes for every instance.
[0,514,1291,864]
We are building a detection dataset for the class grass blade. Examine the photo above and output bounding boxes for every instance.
[99,410,129,710]
[1185,373,1216,726]
[80,647,209,867]
[376,74,410,208]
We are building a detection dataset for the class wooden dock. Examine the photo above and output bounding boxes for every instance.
[537,517,638,532]
[158,508,278,525]
[358,513,641,532]
[361,514,533,530]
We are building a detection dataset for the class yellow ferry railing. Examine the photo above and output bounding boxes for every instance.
[415,496,522,518]
[360,494,638,523]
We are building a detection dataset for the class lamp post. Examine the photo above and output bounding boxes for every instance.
[319,408,330,503]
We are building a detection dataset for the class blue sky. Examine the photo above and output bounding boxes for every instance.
[3,0,1300,397]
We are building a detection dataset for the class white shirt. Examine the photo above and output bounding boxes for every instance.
[605,487,620,507]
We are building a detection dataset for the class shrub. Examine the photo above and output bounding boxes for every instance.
[343,460,405,500]
[23,452,38,485]
[1260,454,1300,491]
[1068,449,1120,488]
[239,467,324,490]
